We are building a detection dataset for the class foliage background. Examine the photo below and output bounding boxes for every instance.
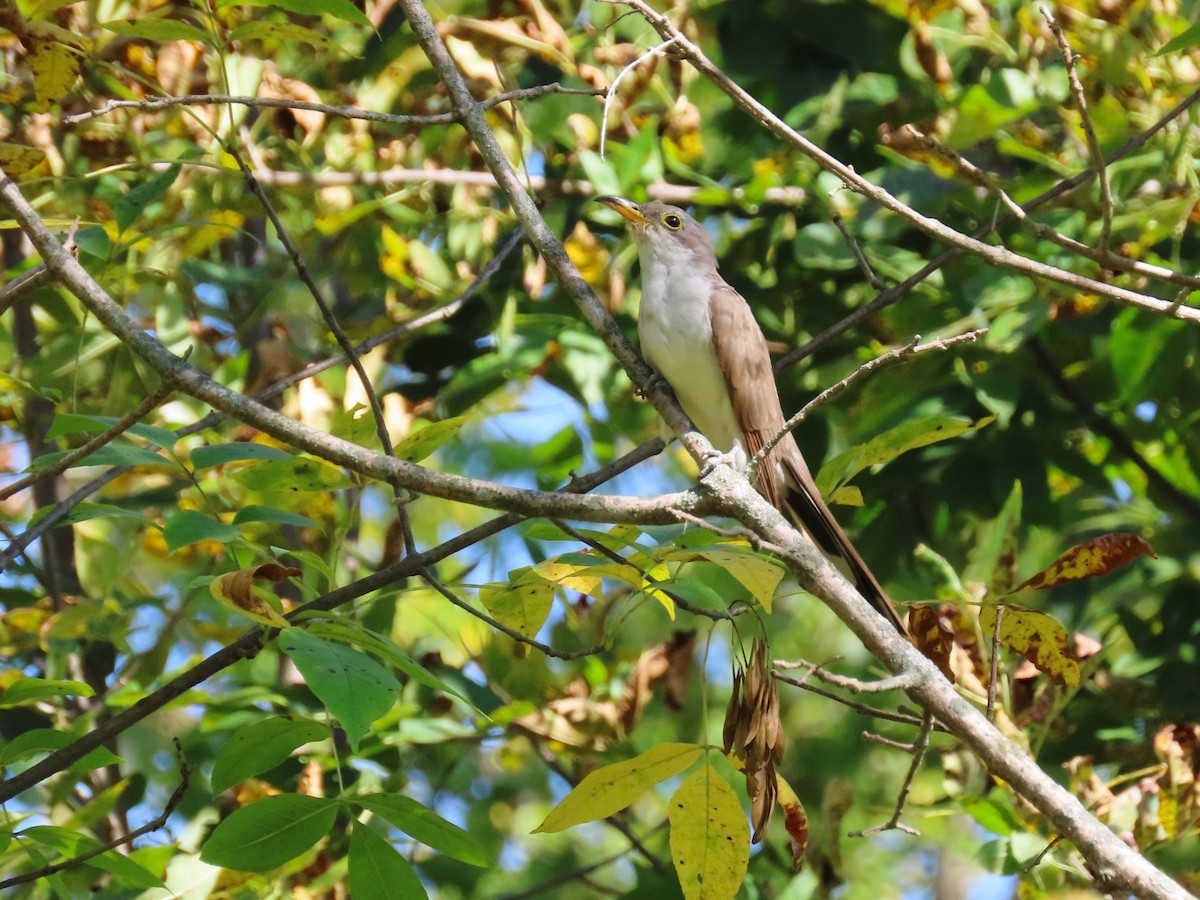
[1,0,1199,896]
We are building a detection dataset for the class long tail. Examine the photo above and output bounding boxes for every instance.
[780,455,908,636]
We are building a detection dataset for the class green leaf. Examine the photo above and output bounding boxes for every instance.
[28,444,171,472]
[0,677,93,707]
[31,502,150,528]
[20,825,164,888]
[393,417,468,463]
[191,443,293,469]
[229,20,341,50]
[99,18,213,43]
[816,415,995,495]
[278,629,400,750]
[200,794,338,872]
[793,222,858,270]
[225,0,373,27]
[972,481,1022,597]
[233,505,319,528]
[963,797,1022,836]
[0,728,122,770]
[348,824,427,900]
[533,743,704,833]
[1156,21,1200,55]
[114,163,182,233]
[162,510,241,553]
[211,717,330,794]
[234,456,354,491]
[74,225,111,260]
[45,413,176,448]
[357,794,489,866]
[303,620,479,713]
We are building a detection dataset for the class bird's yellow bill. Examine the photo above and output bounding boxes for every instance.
[594,195,649,225]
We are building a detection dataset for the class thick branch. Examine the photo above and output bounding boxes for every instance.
[0,172,707,526]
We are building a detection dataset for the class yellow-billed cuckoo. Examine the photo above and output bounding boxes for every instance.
[597,196,906,634]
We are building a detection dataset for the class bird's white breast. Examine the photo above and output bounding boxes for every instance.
[636,255,746,461]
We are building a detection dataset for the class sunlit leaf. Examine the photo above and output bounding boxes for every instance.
[199,794,338,872]
[668,764,750,900]
[776,771,809,874]
[357,794,489,866]
[28,42,79,108]
[278,629,400,750]
[980,603,1080,688]
[480,579,553,644]
[20,825,164,888]
[230,20,341,51]
[191,442,293,469]
[393,416,468,463]
[533,742,703,833]
[817,416,995,495]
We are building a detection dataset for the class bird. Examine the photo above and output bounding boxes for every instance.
[596,195,906,635]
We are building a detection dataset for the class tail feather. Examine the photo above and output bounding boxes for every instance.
[779,453,908,636]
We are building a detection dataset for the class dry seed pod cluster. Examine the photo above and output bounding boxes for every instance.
[722,637,784,842]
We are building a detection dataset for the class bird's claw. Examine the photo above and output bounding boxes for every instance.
[698,448,739,480]
[636,371,666,399]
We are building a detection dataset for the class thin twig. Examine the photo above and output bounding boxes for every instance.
[61,84,606,127]
[124,161,810,207]
[773,672,937,728]
[0,263,54,316]
[0,381,175,504]
[830,208,884,290]
[599,38,677,159]
[773,658,917,694]
[227,148,395,463]
[987,604,1004,722]
[750,329,987,476]
[0,739,190,890]
[852,712,932,838]
[1044,7,1114,257]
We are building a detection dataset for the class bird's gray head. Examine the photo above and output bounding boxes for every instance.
[595,196,717,272]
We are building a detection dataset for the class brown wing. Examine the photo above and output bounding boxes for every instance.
[708,284,788,508]
[709,285,907,634]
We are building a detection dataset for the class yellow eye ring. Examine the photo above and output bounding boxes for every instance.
[662,213,682,230]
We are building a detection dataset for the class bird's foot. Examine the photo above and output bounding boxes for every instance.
[698,447,740,480]
[635,371,666,399]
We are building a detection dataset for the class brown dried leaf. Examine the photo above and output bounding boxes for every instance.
[209,564,301,628]
[1015,533,1156,592]
[776,773,809,873]
[909,603,954,680]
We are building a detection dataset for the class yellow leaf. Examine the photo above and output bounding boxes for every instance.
[696,549,784,613]
[980,603,1080,688]
[0,143,46,177]
[480,581,553,640]
[533,742,703,833]
[669,763,750,900]
[828,485,863,507]
[29,42,79,109]
[393,416,467,463]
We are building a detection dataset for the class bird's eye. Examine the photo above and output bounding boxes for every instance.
[662,213,683,230]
